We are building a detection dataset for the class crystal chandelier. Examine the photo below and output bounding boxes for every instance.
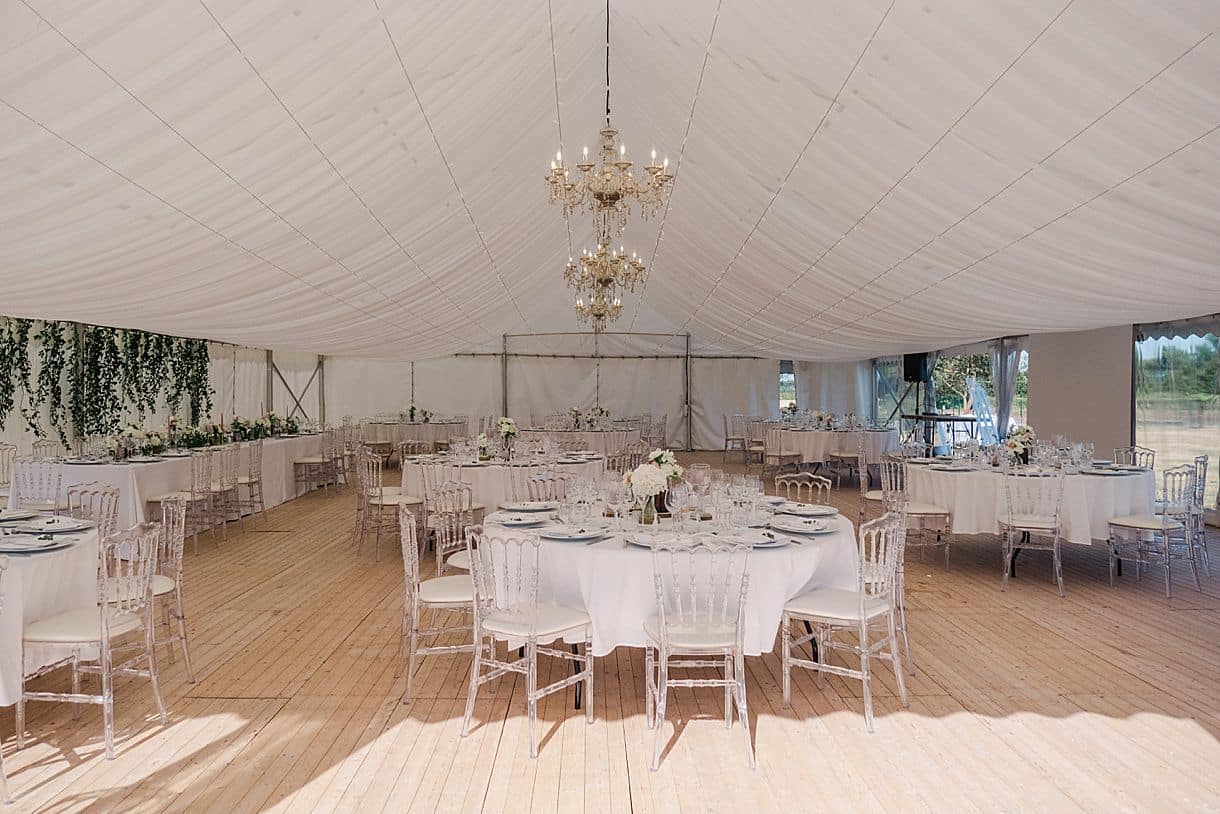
[544,1,674,237]
[564,239,647,332]
[546,132,673,237]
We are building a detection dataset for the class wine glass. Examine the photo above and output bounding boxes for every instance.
[668,482,690,533]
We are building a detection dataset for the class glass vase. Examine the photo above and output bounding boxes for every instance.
[640,495,657,525]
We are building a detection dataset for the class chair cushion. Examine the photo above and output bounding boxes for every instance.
[294,456,327,465]
[106,574,177,603]
[1109,514,1185,531]
[418,575,474,605]
[446,549,471,571]
[24,607,142,644]
[643,617,736,651]
[1001,514,1058,531]
[18,499,67,511]
[784,587,891,623]
[481,603,590,640]
[149,491,197,503]
[862,489,885,502]
[236,475,259,485]
[1152,500,1192,516]
[907,501,950,516]
[367,493,423,507]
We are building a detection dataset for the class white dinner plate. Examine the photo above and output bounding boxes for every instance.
[1082,469,1130,477]
[776,502,838,517]
[4,516,94,534]
[759,495,787,506]
[64,458,108,465]
[929,464,974,472]
[162,450,192,457]
[0,536,76,555]
[487,512,548,527]
[539,524,609,542]
[1091,459,1113,466]
[499,500,558,513]
[127,455,164,463]
[769,516,836,535]
[906,458,936,465]
[0,510,40,522]
[625,531,683,548]
[709,528,790,548]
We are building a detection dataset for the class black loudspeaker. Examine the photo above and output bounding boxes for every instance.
[903,352,931,383]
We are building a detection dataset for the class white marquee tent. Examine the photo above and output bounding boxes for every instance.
[2,0,1219,447]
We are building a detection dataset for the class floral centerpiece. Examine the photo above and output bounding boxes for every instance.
[284,415,300,434]
[476,432,490,460]
[497,417,518,459]
[812,410,832,429]
[200,420,224,445]
[782,403,800,418]
[178,425,210,448]
[267,411,285,436]
[568,406,584,429]
[230,415,255,441]
[1005,425,1037,464]
[140,430,166,455]
[625,449,684,525]
[420,409,433,423]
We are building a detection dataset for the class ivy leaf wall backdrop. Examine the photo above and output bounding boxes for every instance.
[0,316,214,447]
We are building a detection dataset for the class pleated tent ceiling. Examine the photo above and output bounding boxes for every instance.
[1,0,1218,360]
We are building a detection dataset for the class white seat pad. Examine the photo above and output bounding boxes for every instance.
[19,499,67,511]
[24,607,142,644]
[294,456,327,465]
[1001,514,1058,531]
[863,489,884,501]
[908,501,950,516]
[418,575,474,605]
[446,549,471,571]
[368,493,423,506]
[1109,513,1184,531]
[481,603,590,640]
[148,491,197,503]
[235,475,258,485]
[643,617,736,650]
[105,574,177,602]
[784,587,891,623]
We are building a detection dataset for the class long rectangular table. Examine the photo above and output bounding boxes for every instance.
[7,435,325,529]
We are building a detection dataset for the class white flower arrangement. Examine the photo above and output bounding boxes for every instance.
[647,448,684,482]
[626,462,669,497]
[1005,425,1036,458]
[497,417,518,441]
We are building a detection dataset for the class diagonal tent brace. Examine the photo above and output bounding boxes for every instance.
[267,352,323,422]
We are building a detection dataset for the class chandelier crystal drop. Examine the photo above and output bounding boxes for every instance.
[564,239,647,333]
[546,130,674,237]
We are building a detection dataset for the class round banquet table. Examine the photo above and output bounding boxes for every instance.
[402,458,607,511]
[364,421,466,447]
[0,528,101,706]
[519,428,641,456]
[780,428,898,465]
[483,515,859,657]
[906,466,1156,545]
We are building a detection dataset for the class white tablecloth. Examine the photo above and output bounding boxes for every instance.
[519,429,641,456]
[7,435,324,529]
[364,422,465,446]
[781,429,898,465]
[402,458,606,510]
[906,467,1156,545]
[0,531,100,706]
[487,515,859,656]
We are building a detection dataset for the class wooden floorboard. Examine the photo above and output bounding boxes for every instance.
[2,451,1218,812]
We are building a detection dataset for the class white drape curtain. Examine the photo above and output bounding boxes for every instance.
[414,356,502,423]
[690,358,777,450]
[595,358,686,446]
[270,351,321,422]
[794,360,871,415]
[991,337,1027,437]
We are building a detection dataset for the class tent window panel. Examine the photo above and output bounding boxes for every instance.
[1135,331,1219,509]
[779,362,795,410]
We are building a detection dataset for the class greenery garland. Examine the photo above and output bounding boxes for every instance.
[0,317,217,445]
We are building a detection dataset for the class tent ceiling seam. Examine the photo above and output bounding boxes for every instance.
[743,30,1215,354]
[715,0,1077,353]
[191,0,493,344]
[791,121,1220,347]
[650,0,895,352]
[627,0,724,339]
[374,0,533,331]
[0,98,457,354]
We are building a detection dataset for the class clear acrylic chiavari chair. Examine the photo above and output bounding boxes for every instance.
[0,558,11,803]
[507,464,542,502]
[237,439,268,525]
[13,456,66,513]
[0,442,16,504]
[461,527,593,758]
[66,481,121,540]
[209,444,240,541]
[1109,464,1200,598]
[527,471,571,502]
[782,510,909,732]
[433,481,477,576]
[774,473,832,504]
[1000,468,1067,596]
[1113,445,1156,468]
[152,497,195,682]
[30,438,64,459]
[354,448,420,561]
[18,523,168,760]
[646,538,754,771]
[396,507,475,703]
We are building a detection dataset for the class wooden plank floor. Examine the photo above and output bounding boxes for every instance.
[3,451,1219,812]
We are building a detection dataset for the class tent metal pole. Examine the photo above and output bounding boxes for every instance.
[265,350,274,415]
[685,333,692,451]
[501,334,509,417]
[318,355,326,427]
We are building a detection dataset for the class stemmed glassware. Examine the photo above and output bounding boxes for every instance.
[668,482,690,533]
[605,479,628,530]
